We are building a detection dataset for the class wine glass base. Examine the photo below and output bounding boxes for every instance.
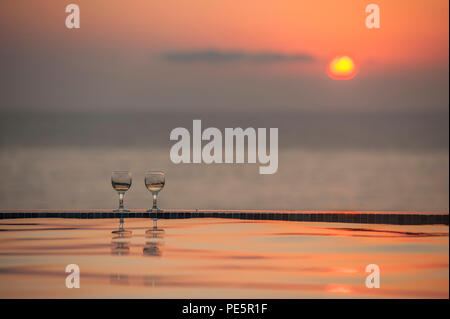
[112,229,132,235]
[111,248,130,256]
[113,209,130,213]
[147,209,163,213]
[145,228,164,234]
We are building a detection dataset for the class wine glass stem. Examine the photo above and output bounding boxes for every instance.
[152,193,157,210]
[119,217,124,231]
[118,192,124,210]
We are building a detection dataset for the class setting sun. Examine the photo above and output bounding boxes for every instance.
[327,55,357,80]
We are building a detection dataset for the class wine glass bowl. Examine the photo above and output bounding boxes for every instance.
[112,171,132,193]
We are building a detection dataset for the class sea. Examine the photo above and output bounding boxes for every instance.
[0,111,448,211]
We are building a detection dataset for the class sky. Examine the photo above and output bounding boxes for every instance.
[0,0,448,113]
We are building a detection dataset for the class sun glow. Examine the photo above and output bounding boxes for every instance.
[327,55,357,80]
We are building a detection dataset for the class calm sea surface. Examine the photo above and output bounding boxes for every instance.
[0,112,448,211]
[0,218,448,298]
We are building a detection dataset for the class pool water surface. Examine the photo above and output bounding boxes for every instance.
[0,218,448,298]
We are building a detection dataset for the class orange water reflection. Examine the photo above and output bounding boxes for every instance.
[0,218,448,298]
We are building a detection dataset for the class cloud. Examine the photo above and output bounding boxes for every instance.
[162,49,315,63]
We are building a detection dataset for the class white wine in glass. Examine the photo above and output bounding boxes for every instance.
[146,183,164,193]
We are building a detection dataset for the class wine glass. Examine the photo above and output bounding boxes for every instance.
[144,171,165,232]
[111,171,132,234]
[112,171,132,212]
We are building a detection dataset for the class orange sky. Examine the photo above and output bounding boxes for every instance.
[0,0,448,113]
[1,0,448,70]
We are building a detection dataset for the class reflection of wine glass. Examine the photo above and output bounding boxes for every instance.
[145,171,165,230]
[145,229,164,239]
[110,274,129,285]
[143,232,163,257]
[111,171,132,213]
[111,232,131,255]
[112,218,132,235]
[143,242,162,257]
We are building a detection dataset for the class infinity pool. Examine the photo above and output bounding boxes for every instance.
[0,218,448,298]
